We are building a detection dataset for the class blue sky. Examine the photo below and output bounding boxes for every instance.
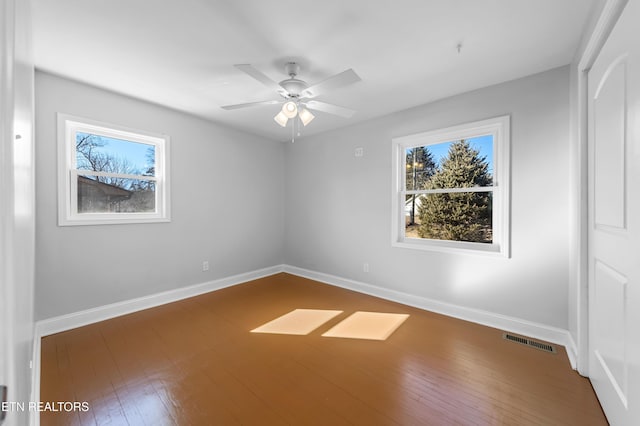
[410,134,493,175]
[76,132,154,173]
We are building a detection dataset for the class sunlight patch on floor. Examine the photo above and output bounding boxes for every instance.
[251,309,343,335]
[322,311,409,340]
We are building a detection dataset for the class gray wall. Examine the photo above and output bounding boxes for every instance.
[35,72,285,320]
[35,66,573,332]
[284,66,571,329]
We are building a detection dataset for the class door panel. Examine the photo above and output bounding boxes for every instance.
[588,1,640,424]
[593,260,628,406]
[594,58,626,229]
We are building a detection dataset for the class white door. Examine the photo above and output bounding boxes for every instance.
[588,1,640,424]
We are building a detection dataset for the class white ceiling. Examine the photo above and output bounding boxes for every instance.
[32,0,597,142]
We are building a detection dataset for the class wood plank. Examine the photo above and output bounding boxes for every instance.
[40,273,607,425]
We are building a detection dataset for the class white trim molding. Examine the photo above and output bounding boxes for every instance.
[578,0,629,73]
[283,265,577,369]
[35,265,284,337]
[34,264,576,353]
[29,331,41,426]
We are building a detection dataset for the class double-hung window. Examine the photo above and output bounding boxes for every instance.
[391,116,510,256]
[57,114,170,225]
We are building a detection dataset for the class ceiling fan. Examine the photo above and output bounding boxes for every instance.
[221,62,361,128]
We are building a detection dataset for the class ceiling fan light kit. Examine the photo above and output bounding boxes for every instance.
[273,111,289,127]
[298,107,315,126]
[222,61,360,136]
[282,101,298,118]
[273,102,315,128]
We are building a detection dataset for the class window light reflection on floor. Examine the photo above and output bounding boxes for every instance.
[250,309,343,335]
[251,309,409,341]
[322,311,409,340]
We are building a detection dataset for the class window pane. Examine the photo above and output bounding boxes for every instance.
[407,136,493,190]
[75,132,156,177]
[77,175,156,213]
[406,191,493,243]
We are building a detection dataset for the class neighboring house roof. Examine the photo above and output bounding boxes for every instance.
[78,176,132,200]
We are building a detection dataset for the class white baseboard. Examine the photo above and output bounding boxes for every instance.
[30,265,282,426]
[282,265,577,369]
[565,332,578,371]
[35,265,285,337]
[32,262,578,418]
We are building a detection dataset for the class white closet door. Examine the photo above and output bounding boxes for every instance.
[588,1,640,424]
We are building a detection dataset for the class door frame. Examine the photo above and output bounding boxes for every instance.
[574,0,628,375]
[0,0,15,396]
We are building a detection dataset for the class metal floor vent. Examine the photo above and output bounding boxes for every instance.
[503,333,556,353]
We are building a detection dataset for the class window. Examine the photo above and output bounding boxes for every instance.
[57,114,170,225]
[391,116,510,256]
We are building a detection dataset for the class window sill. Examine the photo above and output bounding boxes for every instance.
[392,238,509,258]
[58,214,170,226]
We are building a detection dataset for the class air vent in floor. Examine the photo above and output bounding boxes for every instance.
[503,333,556,353]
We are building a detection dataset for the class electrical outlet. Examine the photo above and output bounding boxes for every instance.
[363,262,369,273]
[202,261,209,271]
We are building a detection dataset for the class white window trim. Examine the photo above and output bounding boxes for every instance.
[57,113,171,226]
[391,115,510,257]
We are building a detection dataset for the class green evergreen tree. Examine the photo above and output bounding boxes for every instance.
[417,140,493,242]
[406,147,436,225]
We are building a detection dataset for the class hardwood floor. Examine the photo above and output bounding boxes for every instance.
[40,273,607,425]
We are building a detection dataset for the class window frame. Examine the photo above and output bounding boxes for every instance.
[57,113,171,226]
[391,115,510,257]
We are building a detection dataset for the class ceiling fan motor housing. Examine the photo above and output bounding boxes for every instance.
[280,78,308,97]
[280,62,307,97]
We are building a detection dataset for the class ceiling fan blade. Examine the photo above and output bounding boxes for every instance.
[301,69,361,98]
[234,64,283,92]
[221,99,281,110]
[304,100,356,118]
